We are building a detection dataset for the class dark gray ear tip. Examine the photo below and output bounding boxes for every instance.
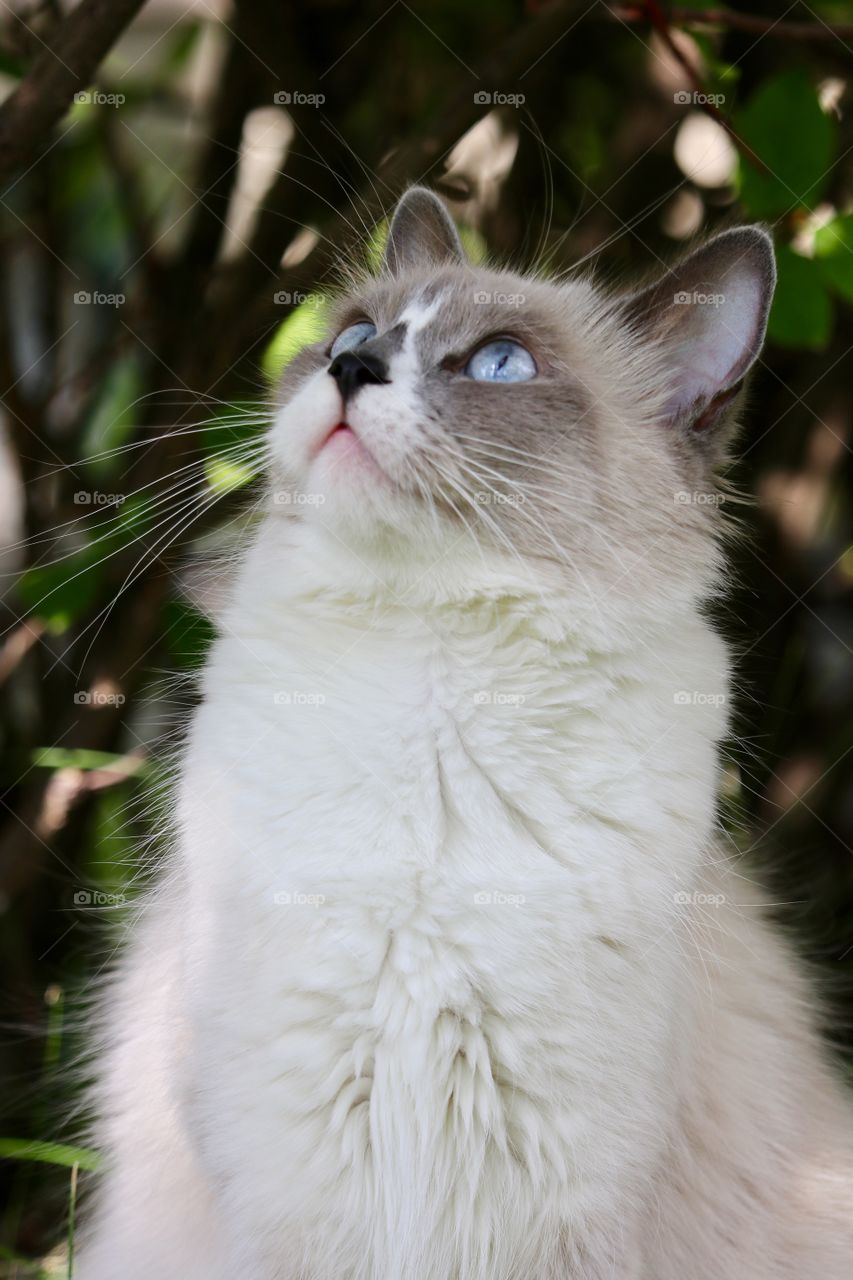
[383,184,465,273]
[395,186,449,214]
[713,224,777,285]
[389,186,459,237]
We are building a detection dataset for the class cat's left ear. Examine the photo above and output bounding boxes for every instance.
[624,227,775,439]
[383,187,465,274]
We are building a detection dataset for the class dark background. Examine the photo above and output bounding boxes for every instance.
[0,0,851,1272]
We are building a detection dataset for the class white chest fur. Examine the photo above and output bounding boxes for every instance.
[173,523,728,1278]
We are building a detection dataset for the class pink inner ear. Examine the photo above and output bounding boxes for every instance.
[665,271,764,424]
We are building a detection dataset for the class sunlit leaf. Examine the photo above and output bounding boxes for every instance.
[737,71,835,219]
[262,296,329,380]
[31,749,142,773]
[204,454,258,493]
[0,1139,100,1172]
[814,213,853,303]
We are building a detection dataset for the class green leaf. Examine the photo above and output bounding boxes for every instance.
[0,1139,100,1172]
[17,492,154,631]
[31,749,142,774]
[814,213,853,303]
[18,548,104,632]
[262,295,329,380]
[767,244,832,350]
[163,600,216,670]
[81,356,143,477]
[204,454,258,494]
[737,71,835,218]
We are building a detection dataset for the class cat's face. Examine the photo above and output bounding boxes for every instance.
[270,188,775,607]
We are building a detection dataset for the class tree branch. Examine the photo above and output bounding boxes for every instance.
[0,0,149,184]
[610,5,853,43]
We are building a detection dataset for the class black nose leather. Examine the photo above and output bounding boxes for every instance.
[328,349,389,401]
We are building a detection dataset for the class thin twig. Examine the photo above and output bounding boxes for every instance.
[640,0,771,176]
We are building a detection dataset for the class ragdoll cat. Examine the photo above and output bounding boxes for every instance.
[77,188,853,1279]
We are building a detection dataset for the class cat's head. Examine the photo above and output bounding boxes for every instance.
[270,187,774,611]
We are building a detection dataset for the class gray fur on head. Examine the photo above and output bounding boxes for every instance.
[271,187,776,614]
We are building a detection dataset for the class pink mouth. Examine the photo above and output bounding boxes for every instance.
[315,421,353,454]
[315,420,383,474]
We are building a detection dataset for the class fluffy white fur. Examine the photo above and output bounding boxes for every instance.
[77,194,853,1278]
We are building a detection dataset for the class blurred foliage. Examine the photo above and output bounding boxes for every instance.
[0,0,851,1270]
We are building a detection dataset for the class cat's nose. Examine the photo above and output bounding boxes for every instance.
[327,350,389,402]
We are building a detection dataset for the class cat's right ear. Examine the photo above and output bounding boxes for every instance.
[383,187,465,274]
[622,227,775,445]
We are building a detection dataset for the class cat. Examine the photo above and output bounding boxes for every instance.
[76,187,853,1279]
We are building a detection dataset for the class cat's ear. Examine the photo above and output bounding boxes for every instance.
[383,187,465,274]
[624,227,775,439]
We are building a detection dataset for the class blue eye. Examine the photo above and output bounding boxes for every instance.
[330,321,376,359]
[464,339,537,383]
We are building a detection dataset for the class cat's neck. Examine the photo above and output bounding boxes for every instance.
[225,512,707,654]
[205,518,729,869]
